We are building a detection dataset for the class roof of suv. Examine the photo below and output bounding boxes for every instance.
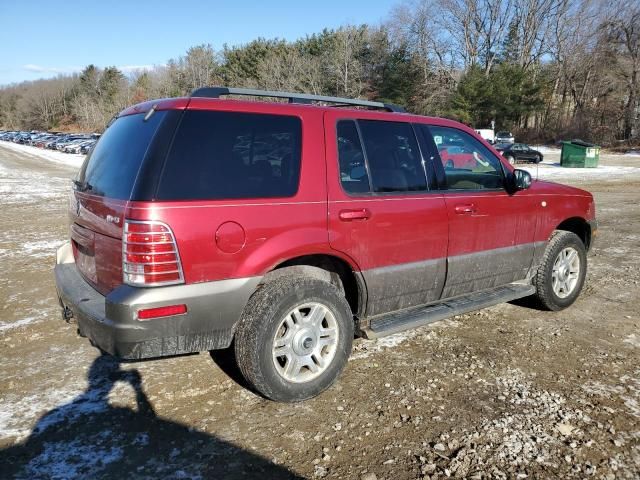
[120,86,409,119]
[118,87,467,131]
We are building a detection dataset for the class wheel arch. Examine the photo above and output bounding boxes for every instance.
[268,254,367,319]
[555,217,592,251]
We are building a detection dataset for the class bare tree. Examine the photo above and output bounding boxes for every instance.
[602,0,640,139]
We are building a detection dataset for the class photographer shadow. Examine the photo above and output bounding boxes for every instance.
[1,354,302,479]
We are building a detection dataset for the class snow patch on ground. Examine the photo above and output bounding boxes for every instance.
[22,239,66,258]
[350,318,461,360]
[0,238,65,262]
[623,333,640,348]
[582,371,640,419]
[0,382,90,441]
[16,437,123,480]
[0,316,39,332]
[350,331,415,360]
[0,357,126,442]
[0,140,84,168]
[521,162,640,181]
[529,145,561,155]
[0,163,70,206]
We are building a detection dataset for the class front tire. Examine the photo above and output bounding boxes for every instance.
[532,231,587,311]
[506,155,516,165]
[234,271,354,402]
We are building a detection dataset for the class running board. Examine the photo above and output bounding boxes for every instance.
[361,283,535,339]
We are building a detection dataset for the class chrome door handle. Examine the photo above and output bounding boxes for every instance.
[454,204,477,214]
[339,209,371,221]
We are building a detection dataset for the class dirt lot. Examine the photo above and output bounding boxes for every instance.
[0,144,639,479]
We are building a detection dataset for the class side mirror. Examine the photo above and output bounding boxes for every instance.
[511,169,532,191]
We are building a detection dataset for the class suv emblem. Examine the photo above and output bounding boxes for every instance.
[106,215,120,224]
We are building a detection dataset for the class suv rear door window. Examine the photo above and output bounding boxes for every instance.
[157,111,302,201]
[357,120,427,193]
[77,111,166,199]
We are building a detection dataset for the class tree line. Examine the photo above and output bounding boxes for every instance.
[0,0,638,145]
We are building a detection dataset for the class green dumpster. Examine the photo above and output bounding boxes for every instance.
[560,140,600,168]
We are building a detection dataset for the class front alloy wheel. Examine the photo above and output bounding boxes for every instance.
[551,247,581,298]
[532,231,587,310]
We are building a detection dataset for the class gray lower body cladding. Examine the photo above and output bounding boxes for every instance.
[362,258,446,317]
[442,242,542,298]
[54,243,260,360]
[362,241,545,316]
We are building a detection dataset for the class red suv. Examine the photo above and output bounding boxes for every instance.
[55,87,597,402]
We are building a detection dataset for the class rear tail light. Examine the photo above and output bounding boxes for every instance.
[123,220,184,286]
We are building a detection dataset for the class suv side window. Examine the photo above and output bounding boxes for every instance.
[358,120,427,193]
[157,111,301,201]
[424,126,504,190]
[337,120,370,194]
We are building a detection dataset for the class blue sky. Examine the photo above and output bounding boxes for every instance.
[0,0,395,86]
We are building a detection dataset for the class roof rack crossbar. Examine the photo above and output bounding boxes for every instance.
[190,86,405,113]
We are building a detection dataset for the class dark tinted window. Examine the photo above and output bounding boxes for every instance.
[77,112,166,199]
[157,111,301,200]
[358,120,427,193]
[337,121,370,194]
[426,126,504,190]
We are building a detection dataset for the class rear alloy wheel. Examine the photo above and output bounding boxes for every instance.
[532,231,587,310]
[234,270,353,402]
[271,302,339,383]
[506,155,516,165]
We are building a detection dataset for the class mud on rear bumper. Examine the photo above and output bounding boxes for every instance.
[53,242,260,360]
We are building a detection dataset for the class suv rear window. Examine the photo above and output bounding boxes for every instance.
[77,112,166,199]
[156,111,302,201]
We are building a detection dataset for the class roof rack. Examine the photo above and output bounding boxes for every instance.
[190,86,405,113]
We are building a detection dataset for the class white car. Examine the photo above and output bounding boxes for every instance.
[495,131,515,144]
[474,128,495,144]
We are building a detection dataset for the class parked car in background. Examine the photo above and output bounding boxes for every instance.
[0,130,100,154]
[474,128,495,144]
[495,143,543,165]
[64,139,95,154]
[80,140,96,154]
[495,131,515,144]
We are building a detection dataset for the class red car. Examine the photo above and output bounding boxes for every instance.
[54,87,597,402]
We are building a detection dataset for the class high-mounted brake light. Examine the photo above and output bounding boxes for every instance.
[123,220,184,286]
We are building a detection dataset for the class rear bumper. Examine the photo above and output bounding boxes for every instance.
[54,242,260,360]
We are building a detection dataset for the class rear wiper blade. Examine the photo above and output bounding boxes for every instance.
[72,180,93,192]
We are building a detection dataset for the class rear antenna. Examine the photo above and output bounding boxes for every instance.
[143,104,158,122]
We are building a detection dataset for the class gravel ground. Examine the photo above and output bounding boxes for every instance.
[0,143,639,479]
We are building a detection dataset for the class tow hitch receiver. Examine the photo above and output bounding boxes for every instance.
[62,305,74,322]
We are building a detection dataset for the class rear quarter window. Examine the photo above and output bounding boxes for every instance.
[156,111,302,201]
[77,112,166,199]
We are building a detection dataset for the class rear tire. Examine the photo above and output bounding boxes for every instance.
[234,271,354,402]
[532,231,587,311]
[506,155,516,165]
